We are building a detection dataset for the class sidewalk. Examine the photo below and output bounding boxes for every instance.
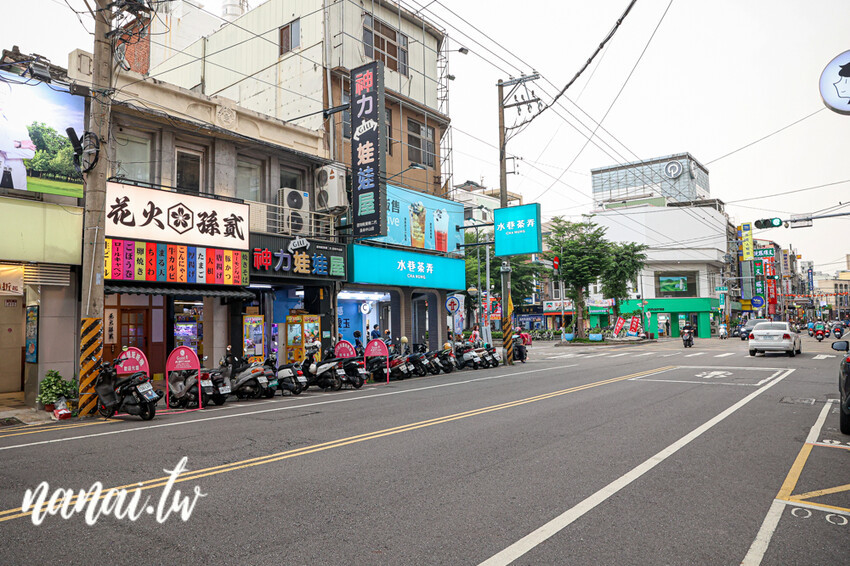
[0,392,53,425]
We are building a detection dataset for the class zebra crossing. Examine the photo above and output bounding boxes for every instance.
[545,350,756,360]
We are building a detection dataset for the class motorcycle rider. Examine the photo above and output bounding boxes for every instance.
[682,321,695,345]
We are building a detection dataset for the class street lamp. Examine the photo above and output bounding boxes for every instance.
[386,162,426,182]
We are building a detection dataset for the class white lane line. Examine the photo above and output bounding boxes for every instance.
[741,400,834,565]
[607,353,629,358]
[634,352,653,357]
[684,352,705,357]
[715,353,735,358]
[0,364,579,452]
[661,353,680,357]
[478,368,795,566]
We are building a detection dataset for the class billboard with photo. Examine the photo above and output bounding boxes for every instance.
[368,184,464,254]
[659,276,688,293]
[0,69,85,198]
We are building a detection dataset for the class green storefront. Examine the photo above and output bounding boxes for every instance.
[588,306,612,329]
[619,297,721,339]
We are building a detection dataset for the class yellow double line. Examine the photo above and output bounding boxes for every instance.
[0,366,674,523]
[0,420,108,440]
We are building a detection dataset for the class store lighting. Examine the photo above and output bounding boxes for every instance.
[338,291,390,301]
[248,284,273,289]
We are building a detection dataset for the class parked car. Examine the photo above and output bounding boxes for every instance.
[831,340,850,434]
[748,322,802,357]
[740,318,769,341]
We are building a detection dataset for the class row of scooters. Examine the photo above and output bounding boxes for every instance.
[165,338,525,410]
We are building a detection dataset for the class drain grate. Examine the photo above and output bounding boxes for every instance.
[0,417,23,427]
[779,397,816,405]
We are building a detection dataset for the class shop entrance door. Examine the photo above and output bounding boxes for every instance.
[0,298,24,393]
[119,309,148,353]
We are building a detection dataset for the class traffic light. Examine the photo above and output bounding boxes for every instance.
[754,218,782,229]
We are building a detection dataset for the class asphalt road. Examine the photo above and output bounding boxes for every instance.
[0,335,847,565]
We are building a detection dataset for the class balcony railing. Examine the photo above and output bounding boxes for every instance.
[247,200,335,239]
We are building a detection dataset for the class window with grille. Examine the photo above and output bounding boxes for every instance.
[407,119,435,168]
[363,14,408,76]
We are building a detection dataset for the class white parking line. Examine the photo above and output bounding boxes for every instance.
[479,369,795,566]
[715,353,735,358]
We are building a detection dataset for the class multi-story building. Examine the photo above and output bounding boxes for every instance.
[591,153,710,207]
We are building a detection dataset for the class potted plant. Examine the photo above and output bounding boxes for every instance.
[36,370,69,412]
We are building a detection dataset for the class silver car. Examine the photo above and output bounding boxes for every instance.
[748,322,802,357]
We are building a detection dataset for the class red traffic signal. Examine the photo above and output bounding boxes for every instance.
[553,256,560,270]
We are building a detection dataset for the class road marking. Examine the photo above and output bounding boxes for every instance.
[479,368,794,566]
[742,400,834,565]
[635,378,760,387]
[715,353,735,358]
[634,352,653,357]
[607,353,629,358]
[813,354,836,360]
[661,353,680,357]
[0,420,107,439]
[0,366,675,523]
[0,363,600,452]
[684,352,705,357]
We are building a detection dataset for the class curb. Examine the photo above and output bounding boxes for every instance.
[553,339,658,347]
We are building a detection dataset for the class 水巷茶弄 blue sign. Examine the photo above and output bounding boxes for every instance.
[494,203,542,257]
[349,244,465,290]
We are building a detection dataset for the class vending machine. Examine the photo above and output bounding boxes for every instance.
[284,314,321,363]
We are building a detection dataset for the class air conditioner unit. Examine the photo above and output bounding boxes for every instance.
[315,165,348,212]
[277,187,311,236]
[248,202,269,234]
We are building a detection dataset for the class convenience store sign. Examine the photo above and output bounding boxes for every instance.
[105,238,249,285]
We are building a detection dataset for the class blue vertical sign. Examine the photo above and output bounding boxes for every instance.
[350,62,387,238]
[807,268,814,293]
[494,203,542,257]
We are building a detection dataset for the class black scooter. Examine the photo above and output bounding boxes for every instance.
[93,355,162,420]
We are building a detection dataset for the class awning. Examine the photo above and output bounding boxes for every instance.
[104,284,255,300]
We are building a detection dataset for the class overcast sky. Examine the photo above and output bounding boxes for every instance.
[4,0,850,273]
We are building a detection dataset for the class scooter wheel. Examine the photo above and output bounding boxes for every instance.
[211,394,227,406]
[98,403,115,419]
[140,402,156,421]
[264,388,276,398]
[352,376,364,389]
[332,376,343,391]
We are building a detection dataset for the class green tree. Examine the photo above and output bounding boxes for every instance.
[601,242,648,321]
[544,217,610,338]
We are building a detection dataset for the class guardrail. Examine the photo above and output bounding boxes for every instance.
[247,200,335,239]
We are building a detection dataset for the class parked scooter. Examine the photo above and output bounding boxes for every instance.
[437,345,456,373]
[221,346,268,399]
[455,341,481,369]
[93,355,162,420]
[472,341,498,368]
[301,342,343,390]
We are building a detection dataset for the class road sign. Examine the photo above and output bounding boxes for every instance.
[789,214,813,228]
[553,256,560,270]
[445,296,460,314]
[715,286,728,292]
[751,295,765,308]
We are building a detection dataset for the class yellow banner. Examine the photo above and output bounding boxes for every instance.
[741,222,754,261]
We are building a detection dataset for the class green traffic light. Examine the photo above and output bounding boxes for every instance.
[754,218,783,229]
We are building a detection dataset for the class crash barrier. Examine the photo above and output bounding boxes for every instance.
[165,346,202,412]
[78,317,103,417]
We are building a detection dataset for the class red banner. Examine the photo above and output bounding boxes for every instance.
[628,315,641,334]
[613,317,626,335]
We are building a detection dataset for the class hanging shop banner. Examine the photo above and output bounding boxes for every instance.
[765,257,778,305]
[349,244,465,290]
[543,300,575,313]
[104,308,117,345]
[104,238,247,286]
[807,268,814,292]
[105,182,249,250]
[368,185,464,253]
[450,294,466,338]
[249,234,346,282]
[781,249,791,276]
[494,203,543,257]
[740,223,754,261]
[350,61,387,239]
[0,265,24,295]
[753,260,764,276]
[753,247,775,258]
[25,305,38,363]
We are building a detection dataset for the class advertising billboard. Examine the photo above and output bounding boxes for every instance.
[0,69,85,198]
[659,276,688,293]
[367,184,463,253]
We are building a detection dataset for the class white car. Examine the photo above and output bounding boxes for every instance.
[748,322,802,357]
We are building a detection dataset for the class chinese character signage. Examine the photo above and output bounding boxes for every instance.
[741,223,754,261]
[807,268,814,292]
[105,182,249,250]
[753,247,775,258]
[369,184,463,253]
[350,62,387,239]
[25,306,38,363]
[249,234,346,282]
[349,244,465,290]
[781,249,790,275]
[104,238,248,285]
[0,265,23,295]
[494,203,542,257]
[543,300,575,313]
[765,257,777,305]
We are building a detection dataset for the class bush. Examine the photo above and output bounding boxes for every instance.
[36,370,77,405]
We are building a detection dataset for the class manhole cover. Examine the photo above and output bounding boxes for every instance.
[0,417,23,427]
[780,397,816,405]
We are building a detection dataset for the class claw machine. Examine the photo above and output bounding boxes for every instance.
[285,314,321,363]
[242,315,265,363]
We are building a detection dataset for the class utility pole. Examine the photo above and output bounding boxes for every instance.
[78,0,115,417]
[497,74,539,364]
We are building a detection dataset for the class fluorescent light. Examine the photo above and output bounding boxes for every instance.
[337,291,390,301]
[248,284,273,289]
